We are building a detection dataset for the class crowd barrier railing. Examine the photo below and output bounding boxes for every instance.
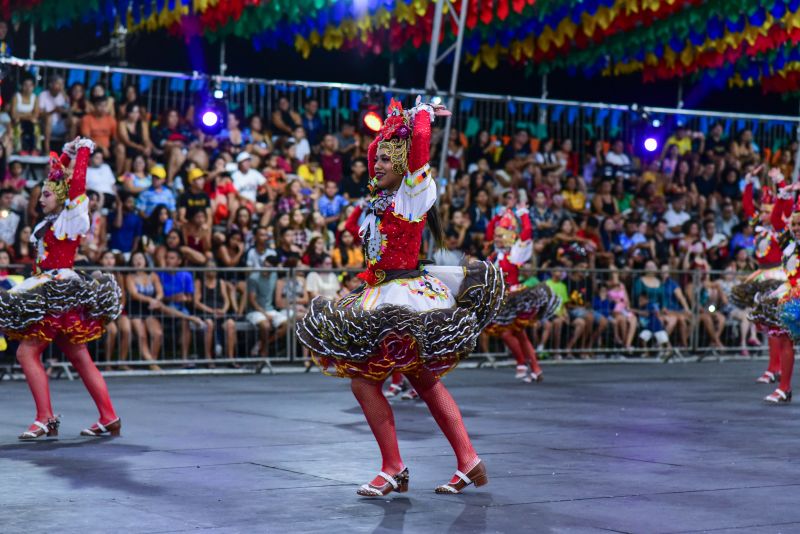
[0,265,772,378]
[4,56,799,167]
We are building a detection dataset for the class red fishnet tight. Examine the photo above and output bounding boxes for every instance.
[777,334,795,393]
[406,369,479,482]
[17,337,117,428]
[16,340,54,423]
[767,336,782,375]
[351,368,480,486]
[351,377,405,486]
[55,337,118,424]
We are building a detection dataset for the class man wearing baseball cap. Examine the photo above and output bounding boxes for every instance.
[178,167,211,224]
[136,165,176,217]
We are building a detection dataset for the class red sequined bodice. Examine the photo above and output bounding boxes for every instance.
[37,229,80,272]
[374,207,425,270]
[344,202,426,286]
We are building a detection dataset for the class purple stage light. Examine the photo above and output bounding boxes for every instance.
[201,110,219,128]
[644,137,658,152]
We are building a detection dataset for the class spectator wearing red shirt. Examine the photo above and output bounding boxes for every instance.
[206,169,238,226]
[319,134,343,183]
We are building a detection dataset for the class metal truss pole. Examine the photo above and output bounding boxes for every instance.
[424,0,446,94]
[424,0,469,181]
[28,24,35,59]
[220,38,227,76]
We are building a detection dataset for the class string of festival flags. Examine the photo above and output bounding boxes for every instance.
[5,0,800,95]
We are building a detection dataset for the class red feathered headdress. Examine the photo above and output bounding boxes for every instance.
[47,151,71,182]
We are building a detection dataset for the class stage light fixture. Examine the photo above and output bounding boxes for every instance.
[643,137,658,152]
[357,86,386,135]
[195,86,227,135]
[363,111,383,133]
[201,110,220,128]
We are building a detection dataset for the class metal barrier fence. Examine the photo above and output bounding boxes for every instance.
[4,57,799,164]
[0,265,771,378]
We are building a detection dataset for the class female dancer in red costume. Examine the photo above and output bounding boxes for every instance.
[764,176,800,403]
[484,192,560,382]
[733,167,791,388]
[297,98,503,496]
[0,137,122,438]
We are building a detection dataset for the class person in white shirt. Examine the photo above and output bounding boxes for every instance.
[663,195,692,240]
[715,201,740,238]
[605,139,633,179]
[85,150,117,210]
[431,229,466,266]
[0,188,20,246]
[231,151,266,205]
[292,126,311,163]
[701,219,728,263]
[38,76,70,152]
[305,255,341,300]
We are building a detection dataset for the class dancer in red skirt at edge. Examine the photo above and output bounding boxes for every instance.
[296,97,504,497]
[747,168,800,403]
[484,191,560,383]
[0,137,123,438]
[732,166,791,389]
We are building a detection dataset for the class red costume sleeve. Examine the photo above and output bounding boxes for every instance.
[485,213,499,242]
[68,147,91,201]
[772,191,793,232]
[345,205,363,245]
[519,212,532,241]
[743,182,755,218]
[407,108,431,174]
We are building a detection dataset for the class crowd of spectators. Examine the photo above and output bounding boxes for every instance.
[0,72,791,363]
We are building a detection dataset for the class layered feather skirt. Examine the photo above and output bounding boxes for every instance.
[0,269,122,344]
[731,267,787,334]
[296,262,504,381]
[484,283,561,336]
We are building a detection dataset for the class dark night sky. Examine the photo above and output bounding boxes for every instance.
[14,21,800,117]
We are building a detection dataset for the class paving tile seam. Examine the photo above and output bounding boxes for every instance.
[124,461,255,472]
[554,449,684,467]
[247,461,353,484]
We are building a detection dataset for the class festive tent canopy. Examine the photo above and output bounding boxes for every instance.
[5,0,800,94]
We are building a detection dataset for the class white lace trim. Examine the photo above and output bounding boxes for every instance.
[408,102,435,123]
[394,163,436,222]
[62,137,96,159]
[52,194,90,240]
[508,240,533,266]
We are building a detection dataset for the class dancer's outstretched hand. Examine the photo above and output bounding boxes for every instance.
[431,103,451,117]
